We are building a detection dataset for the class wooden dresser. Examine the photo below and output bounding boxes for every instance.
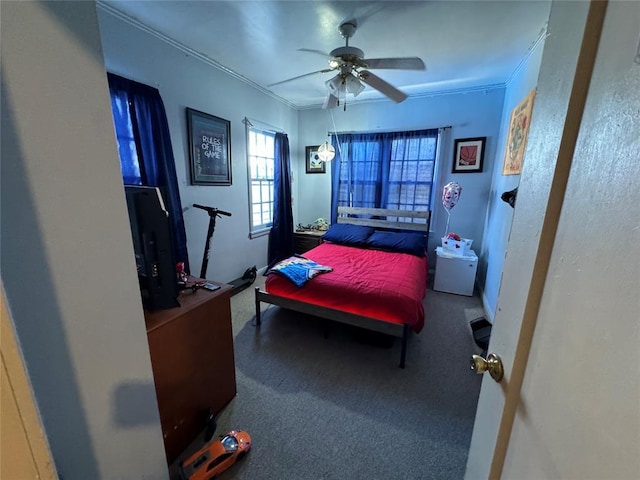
[144,282,236,464]
[294,230,325,254]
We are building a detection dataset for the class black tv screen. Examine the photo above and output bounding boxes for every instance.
[124,185,179,311]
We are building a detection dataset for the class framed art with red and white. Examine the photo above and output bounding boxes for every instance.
[453,137,486,173]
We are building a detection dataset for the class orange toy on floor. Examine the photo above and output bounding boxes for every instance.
[179,430,251,480]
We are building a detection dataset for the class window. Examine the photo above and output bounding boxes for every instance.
[246,127,275,236]
[109,90,142,185]
[332,129,439,223]
[107,73,190,269]
[387,134,437,212]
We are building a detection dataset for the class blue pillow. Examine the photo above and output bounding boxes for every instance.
[366,231,428,257]
[322,223,374,246]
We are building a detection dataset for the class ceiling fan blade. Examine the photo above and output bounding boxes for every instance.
[363,57,426,70]
[298,48,332,58]
[268,68,334,88]
[358,70,408,103]
[323,93,340,110]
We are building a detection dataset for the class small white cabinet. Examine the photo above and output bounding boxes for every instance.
[433,247,478,296]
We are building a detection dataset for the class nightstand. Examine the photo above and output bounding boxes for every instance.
[433,247,478,296]
[294,230,325,254]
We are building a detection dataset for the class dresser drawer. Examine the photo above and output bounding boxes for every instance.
[294,231,324,254]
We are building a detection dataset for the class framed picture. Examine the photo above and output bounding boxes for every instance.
[187,108,232,185]
[453,137,486,173]
[305,145,326,174]
[502,89,536,175]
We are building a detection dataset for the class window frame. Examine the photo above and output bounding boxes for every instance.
[334,129,441,226]
[385,134,438,215]
[245,123,276,238]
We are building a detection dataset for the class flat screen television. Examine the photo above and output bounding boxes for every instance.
[124,185,179,311]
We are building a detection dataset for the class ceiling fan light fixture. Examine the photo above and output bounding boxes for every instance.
[345,74,365,96]
[325,75,344,96]
[317,141,335,162]
[323,93,339,109]
[278,19,424,106]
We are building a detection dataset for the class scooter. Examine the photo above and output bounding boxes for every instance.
[193,204,257,296]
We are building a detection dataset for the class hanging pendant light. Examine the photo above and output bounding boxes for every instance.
[315,108,339,163]
[317,140,335,162]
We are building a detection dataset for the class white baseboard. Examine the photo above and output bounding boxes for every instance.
[479,285,495,324]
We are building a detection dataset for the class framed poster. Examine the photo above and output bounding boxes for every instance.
[502,89,536,175]
[187,108,232,185]
[305,145,326,174]
[453,137,486,173]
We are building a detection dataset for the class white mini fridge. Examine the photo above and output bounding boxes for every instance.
[433,247,478,296]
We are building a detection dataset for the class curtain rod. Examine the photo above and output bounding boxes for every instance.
[243,117,285,134]
[328,125,452,136]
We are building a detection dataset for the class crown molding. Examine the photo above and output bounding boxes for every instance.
[505,24,548,86]
[96,1,298,110]
[97,1,540,112]
[297,83,506,111]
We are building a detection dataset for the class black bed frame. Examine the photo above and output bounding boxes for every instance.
[254,207,431,369]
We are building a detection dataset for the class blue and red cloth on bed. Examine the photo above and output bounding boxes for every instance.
[267,255,333,287]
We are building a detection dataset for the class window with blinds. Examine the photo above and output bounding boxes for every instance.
[246,127,275,235]
[332,129,439,223]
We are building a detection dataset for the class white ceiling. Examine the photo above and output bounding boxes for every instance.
[100,0,551,109]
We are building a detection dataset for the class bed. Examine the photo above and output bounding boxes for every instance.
[255,207,430,368]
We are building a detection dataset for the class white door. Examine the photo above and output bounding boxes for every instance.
[466,1,640,478]
[1,283,58,480]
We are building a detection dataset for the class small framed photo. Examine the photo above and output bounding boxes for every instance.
[305,145,326,174]
[187,108,232,185]
[452,137,486,173]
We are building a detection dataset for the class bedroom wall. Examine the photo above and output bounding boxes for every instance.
[479,27,547,322]
[297,89,506,272]
[1,2,167,478]
[96,5,299,284]
[96,0,547,313]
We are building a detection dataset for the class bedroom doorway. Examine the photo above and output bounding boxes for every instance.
[466,1,639,478]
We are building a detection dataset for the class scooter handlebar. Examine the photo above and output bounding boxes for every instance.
[193,204,232,217]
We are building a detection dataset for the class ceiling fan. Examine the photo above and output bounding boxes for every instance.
[268,19,426,108]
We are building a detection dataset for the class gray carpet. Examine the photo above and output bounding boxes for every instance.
[171,275,485,480]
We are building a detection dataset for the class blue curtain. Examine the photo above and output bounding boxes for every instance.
[268,132,295,267]
[331,129,438,223]
[107,73,190,272]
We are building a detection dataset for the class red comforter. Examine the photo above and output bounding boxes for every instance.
[265,243,428,333]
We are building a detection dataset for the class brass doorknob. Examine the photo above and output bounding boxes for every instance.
[470,353,504,382]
